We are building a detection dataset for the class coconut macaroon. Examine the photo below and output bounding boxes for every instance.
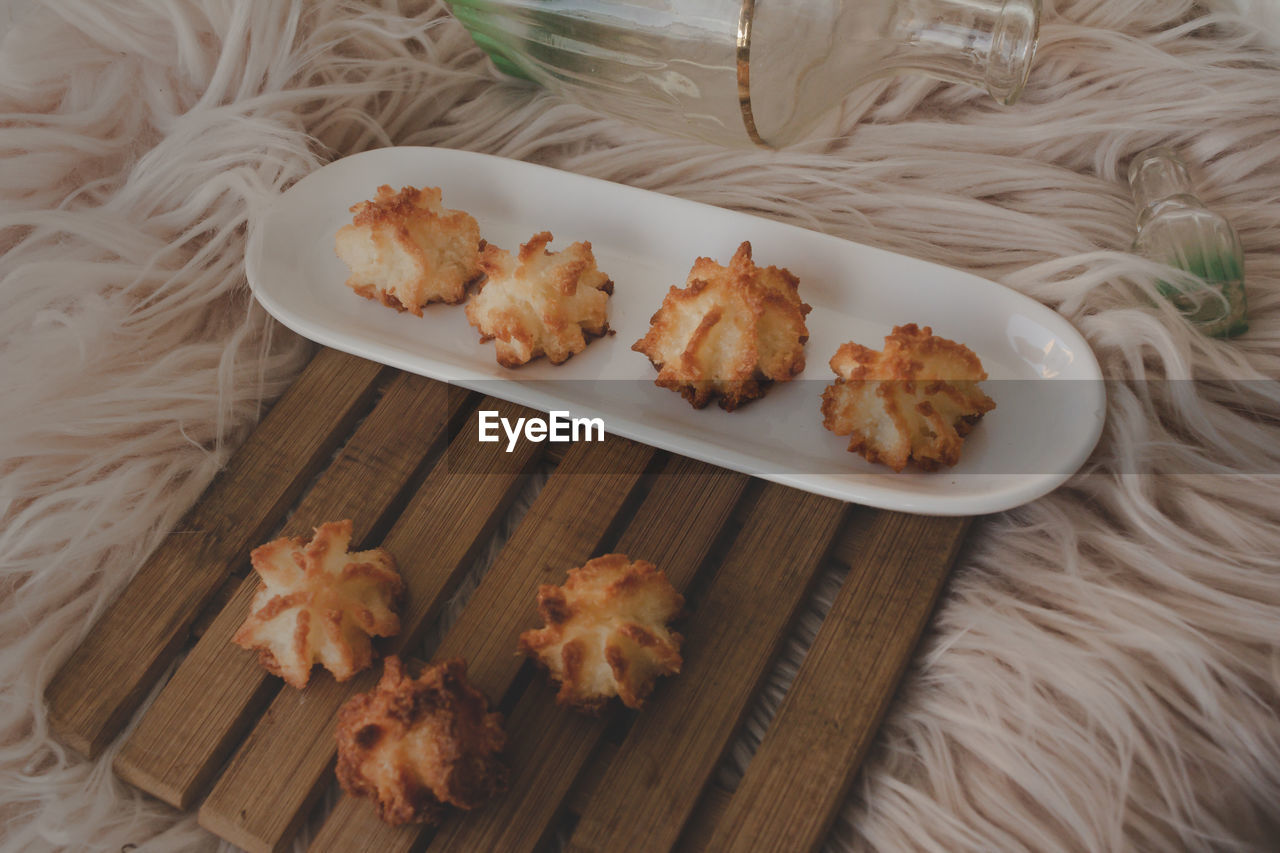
[633,241,811,410]
[334,184,482,314]
[232,520,403,689]
[820,324,996,472]
[518,554,683,714]
[335,656,507,826]
[465,231,613,367]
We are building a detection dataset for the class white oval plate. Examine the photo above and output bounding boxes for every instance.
[247,146,1104,516]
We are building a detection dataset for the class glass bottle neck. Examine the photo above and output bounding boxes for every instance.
[1128,146,1207,230]
[1128,147,1195,209]
[885,0,1041,105]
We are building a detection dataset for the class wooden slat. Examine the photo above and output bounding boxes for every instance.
[703,513,971,853]
[429,458,751,853]
[113,373,473,809]
[561,741,735,848]
[202,428,648,853]
[665,512,962,850]
[45,349,388,759]
[564,740,619,815]
[563,741,734,853]
[566,486,849,853]
[307,437,664,853]
[562,738,738,842]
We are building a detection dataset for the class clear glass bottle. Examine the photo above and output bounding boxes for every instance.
[1128,147,1248,338]
[447,0,1041,148]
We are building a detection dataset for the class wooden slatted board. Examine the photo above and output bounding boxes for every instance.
[46,348,972,853]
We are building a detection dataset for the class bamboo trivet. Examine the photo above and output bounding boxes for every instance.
[45,347,972,853]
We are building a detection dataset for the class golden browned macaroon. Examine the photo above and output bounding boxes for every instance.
[518,554,683,714]
[334,184,482,314]
[232,520,403,689]
[465,231,612,367]
[335,656,507,826]
[633,241,811,410]
[820,323,996,472]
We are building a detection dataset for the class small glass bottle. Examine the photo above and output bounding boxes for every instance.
[446,0,1041,148]
[1128,147,1248,338]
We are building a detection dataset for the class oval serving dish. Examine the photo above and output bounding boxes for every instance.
[247,146,1104,516]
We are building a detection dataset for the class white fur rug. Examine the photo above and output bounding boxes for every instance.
[3,1,1280,851]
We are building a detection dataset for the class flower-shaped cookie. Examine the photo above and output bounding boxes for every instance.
[518,554,683,713]
[335,656,508,826]
[232,520,402,688]
[820,324,996,471]
[465,231,613,367]
[633,241,811,410]
[335,184,482,314]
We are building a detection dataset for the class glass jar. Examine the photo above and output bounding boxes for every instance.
[1128,147,1248,338]
[447,0,1041,148]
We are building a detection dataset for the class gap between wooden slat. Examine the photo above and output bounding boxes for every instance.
[201,426,645,853]
[701,512,971,853]
[306,436,660,853]
[113,373,475,809]
[45,349,389,759]
[188,570,245,641]
[565,486,849,853]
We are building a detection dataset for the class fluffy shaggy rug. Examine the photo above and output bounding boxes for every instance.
[2,1,1279,851]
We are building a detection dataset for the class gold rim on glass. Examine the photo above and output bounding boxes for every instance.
[736,0,767,147]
